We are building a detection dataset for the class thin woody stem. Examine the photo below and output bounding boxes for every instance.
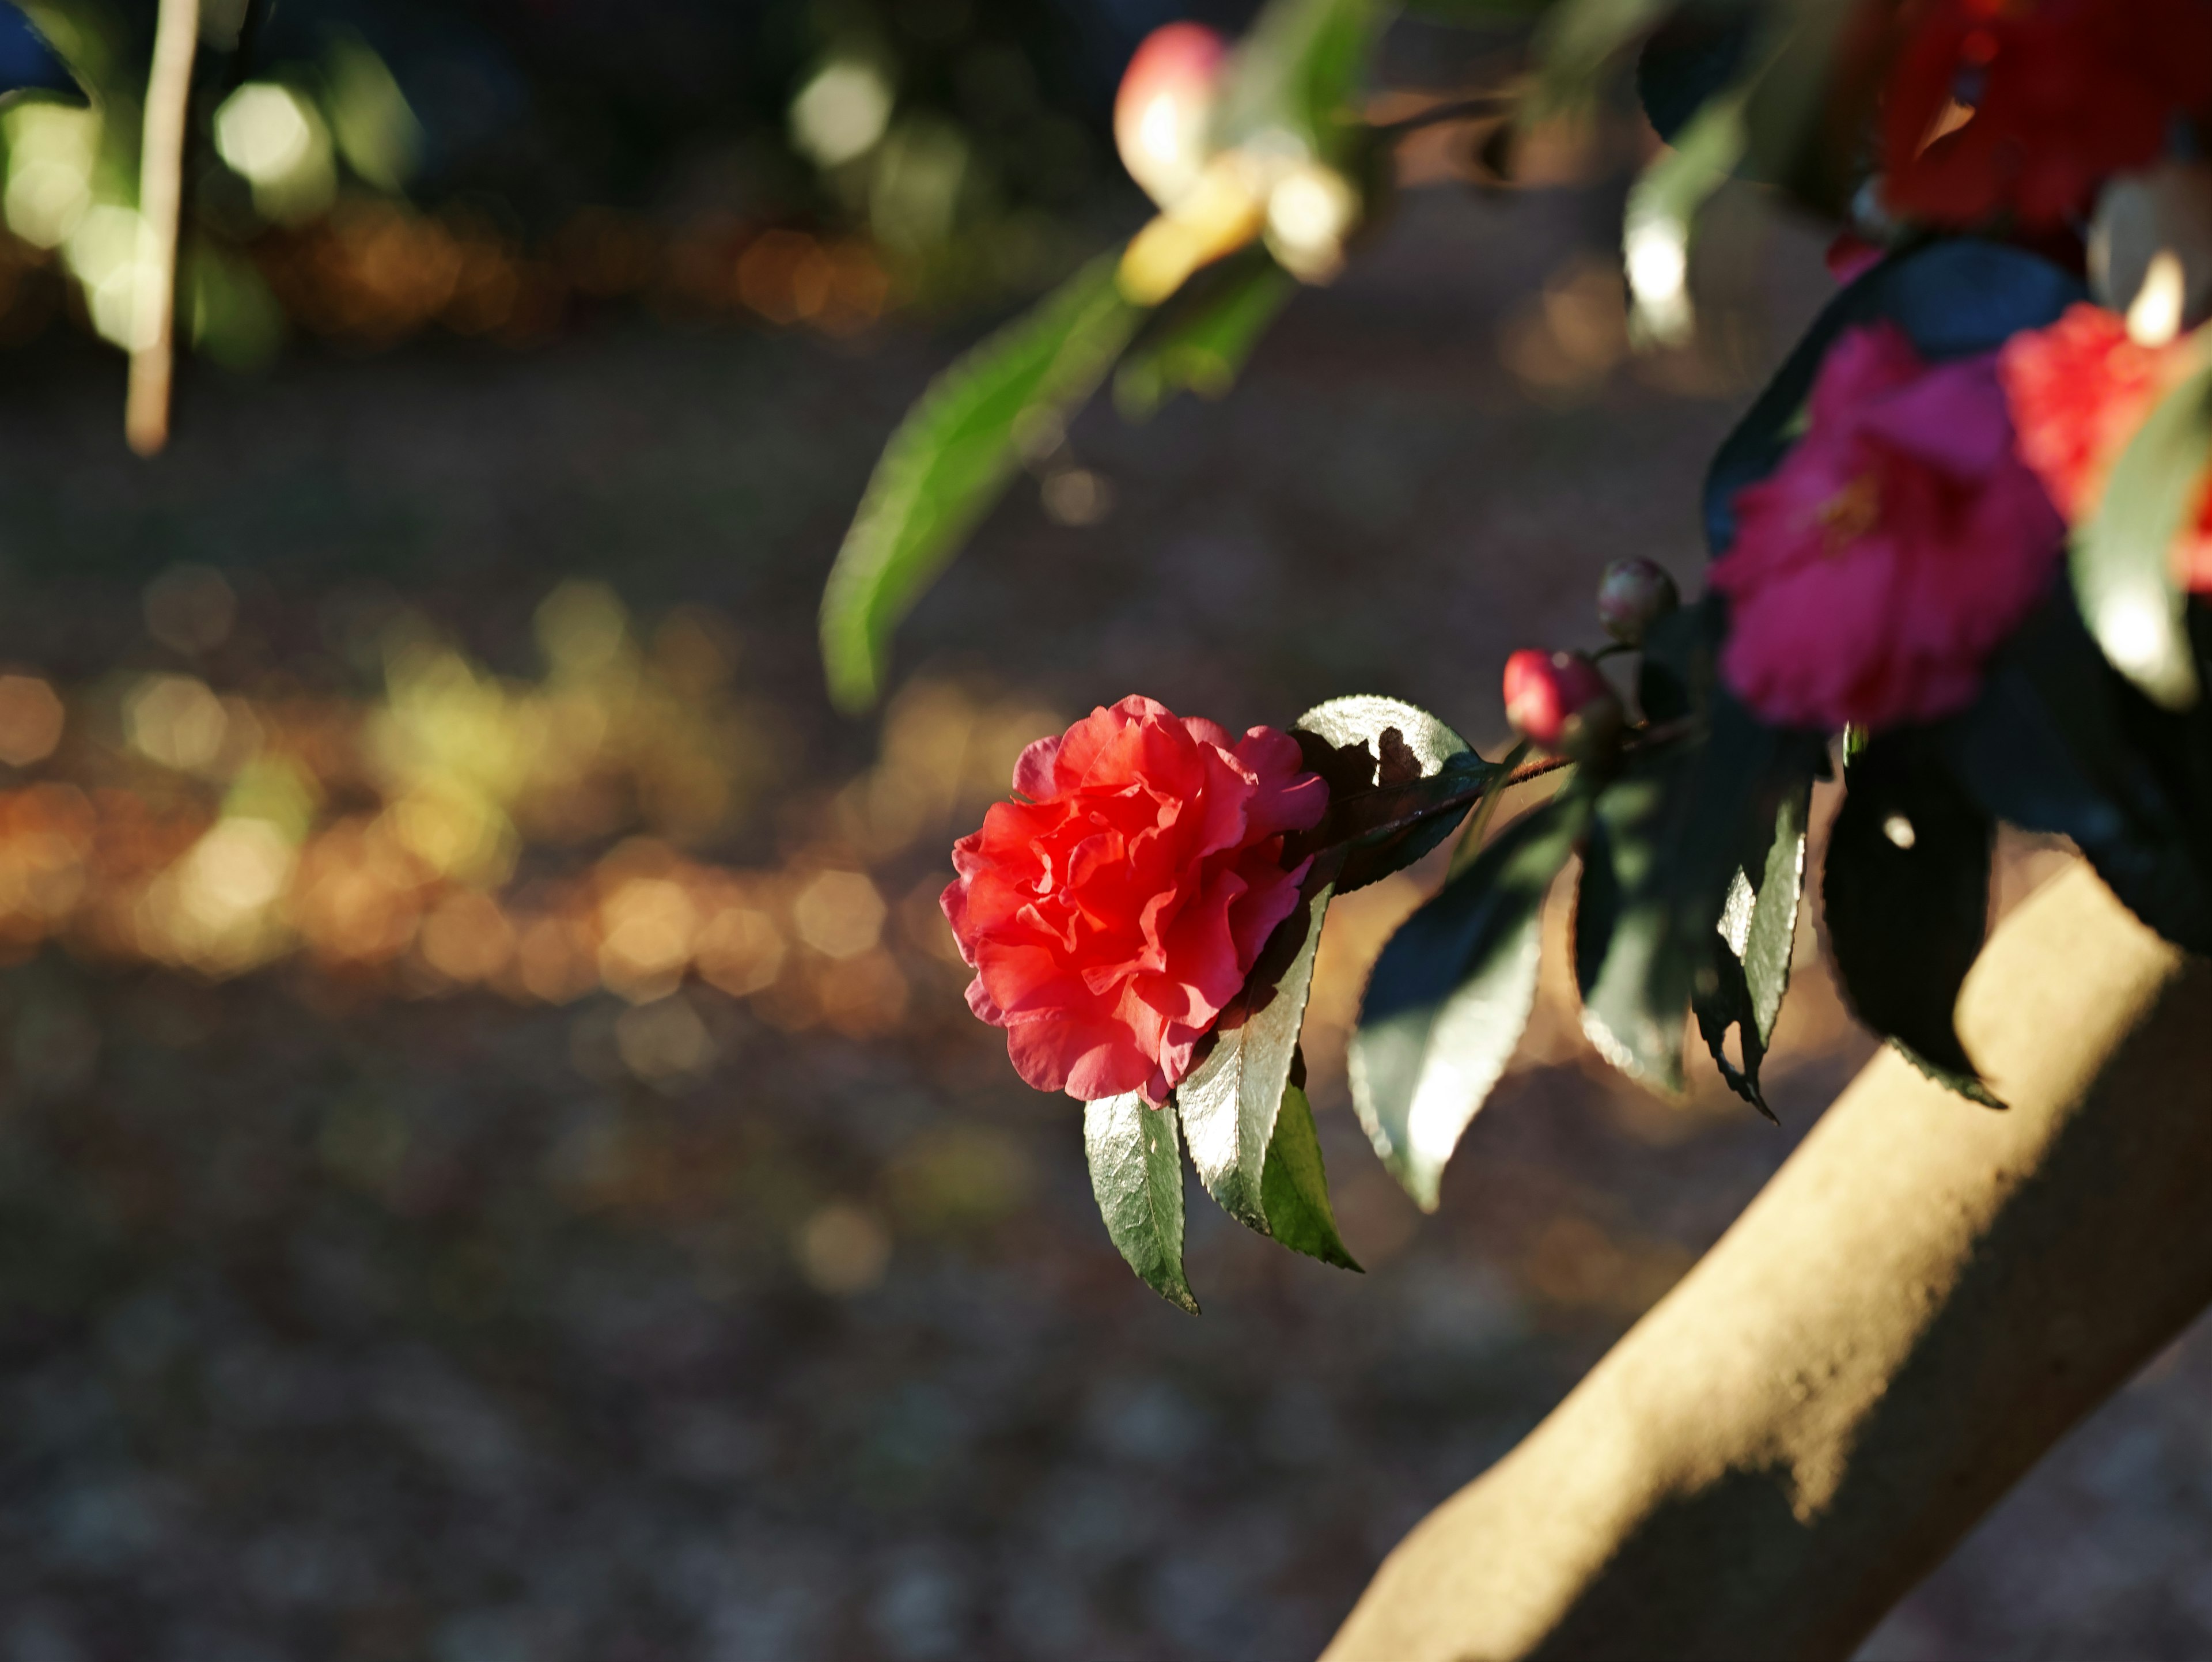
[124,0,200,457]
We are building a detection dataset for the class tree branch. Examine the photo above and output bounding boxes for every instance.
[1324,862,2212,1662]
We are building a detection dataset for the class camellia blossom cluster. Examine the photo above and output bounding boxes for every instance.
[1711,322,2065,732]
[942,696,1327,1107]
[1881,0,2212,229]
[1999,304,2212,593]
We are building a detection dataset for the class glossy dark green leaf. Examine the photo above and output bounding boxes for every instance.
[1115,250,1297,421]
[1257,1083,1362,1270]
[1942,596,2212,954]
[0,7,82,105]
[2071,350,2210,709]
[1350,794,1588,1209]
[1691,777,1808,1117]
[1577,698,1810,1095]
[820,255,1144,711]
[1823,736,2002,1106]
[1704,241,2085,557]
[1637,6,1752,142]
[1084,1092,1199,1313]
[1293,695,1497,892]
[1179,881,1333,1234]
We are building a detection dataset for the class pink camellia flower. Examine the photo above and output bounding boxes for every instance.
[944,696,1328,1107]
[1711,321,2065,731]
[1999,302,2212,592]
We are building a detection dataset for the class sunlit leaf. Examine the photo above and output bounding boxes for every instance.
[1623,87,1744,346]
[1350,793,1587,1209]
[1084,1092,1199,1313]
[1292,695,1497,892]
[2071,348,2211,709]
[1115,250,1297,421]
[1691,777,1808,1116]
[1179,882,1332,1235]
[1257,1082,1361,1270]
[1577,697,1814,1095]
[820,254,1145,711]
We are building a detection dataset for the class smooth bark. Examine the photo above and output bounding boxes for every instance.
[1325,864,2212,1662]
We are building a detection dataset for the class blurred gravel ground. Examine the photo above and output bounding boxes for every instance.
[0,186,2205,1661]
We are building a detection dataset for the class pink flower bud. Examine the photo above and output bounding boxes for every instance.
[1113,23,1228,209]
[1594,558,1680,645]
[1502,649,1624,755]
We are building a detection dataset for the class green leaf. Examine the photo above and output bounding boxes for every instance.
[1216,0,1381,161]
[1258,1083,1362,1270]
[1529,0,1671,118]
[1350,794,1589,1209]
[1179,881,1334,1234]
[1623,85,1745,346]
[1942,597,2212,954]
[819,254,1145,711]
[2071,348,2211,710]
[1691,777,1809,1117]
[1292,695,1498,892]
[1084,1092,1200,1313]
[1577,697,1815,1095]
[1116,250,1298,421]
[1823,735,2003,1107]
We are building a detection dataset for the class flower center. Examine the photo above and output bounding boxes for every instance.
[1816,472,1883,552]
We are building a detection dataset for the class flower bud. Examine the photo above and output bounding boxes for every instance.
[1594,558,1680,645]
[1502,649,1624,756]
[1114,24,1228,210]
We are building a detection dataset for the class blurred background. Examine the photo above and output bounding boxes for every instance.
[0,2,2210,1659]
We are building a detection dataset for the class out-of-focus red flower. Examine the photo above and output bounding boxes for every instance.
[1999,302,2212,590]
[944,696,1327,1107]
[1713,321,2065,730]
[1882,0,2212,229]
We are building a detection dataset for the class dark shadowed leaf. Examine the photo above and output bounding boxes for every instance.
[1638,6,1752,142]
[0,7,81,105]
[1578,698,1812,1095]
[1704,241,2085,556]
[1179,881,1333,1234]
[1257,1082,1361,1270]
[1350,794,1589,1209]
[1292,695,1497,891]
[1084,1093,1200,1313]
[2071,349,2210,709]
[1942,596,2212,954]
[1115,249,1298,421]
[820,255,1144,711]
[1823,736,2002,1106]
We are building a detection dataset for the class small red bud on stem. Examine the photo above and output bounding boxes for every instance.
[1502,649,1626,759]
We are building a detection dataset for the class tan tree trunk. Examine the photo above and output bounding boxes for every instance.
[1324,863,2212,1662]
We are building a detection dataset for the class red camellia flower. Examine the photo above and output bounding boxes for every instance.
[1882,0,2212,229]
[1711,321,2065,731]
[1999,302,2212,592]
[944,696,1328,1107]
